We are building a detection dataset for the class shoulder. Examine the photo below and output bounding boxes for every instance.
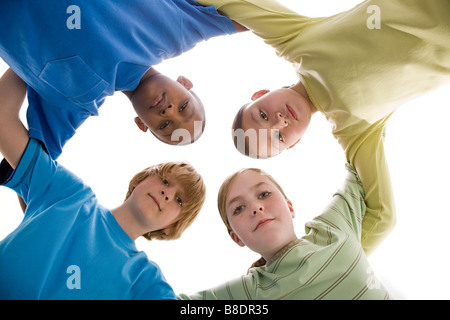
[2,138,94,214]
[0,138,42,187]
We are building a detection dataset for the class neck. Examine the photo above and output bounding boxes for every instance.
[262,237,299,263]
[111,204,144,241]
[122,67,160,100]
[290,81,318,114]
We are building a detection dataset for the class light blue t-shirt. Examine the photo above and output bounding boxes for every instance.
[0,0,236,159]
[0,139,177,300]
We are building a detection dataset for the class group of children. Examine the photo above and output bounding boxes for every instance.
[1,0,449,300]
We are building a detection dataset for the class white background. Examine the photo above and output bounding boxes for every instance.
[1,0,449,299]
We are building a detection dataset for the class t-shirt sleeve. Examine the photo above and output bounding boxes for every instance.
[178,274,256,300]
[0,138,89,219]
[132,260,178,300]
[26,86,92,160]
[338,118,396,256]
[307,163,367,242]
[184,0,237,39]
[195,0,311,56]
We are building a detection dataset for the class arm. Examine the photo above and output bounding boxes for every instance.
[0,68,29,169]
[216,10,248,32]
[197,0,308,47]
[179,274,255,300]
[340,117,396,256]
[231,19,248,32]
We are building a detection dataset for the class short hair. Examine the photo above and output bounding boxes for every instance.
[231,103,273,159]
[152,90,206,146]
[231,103,251,157]
[125,162,206,240]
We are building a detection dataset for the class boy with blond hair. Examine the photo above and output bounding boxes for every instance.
[0,69,206,299]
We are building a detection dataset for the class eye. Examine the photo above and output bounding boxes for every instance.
[179,101,188,112]
[277,132,284,142]
[271,129,284,143]
[176,196,183,207]
[259,110,268,121]
[259,191,271,199]
[159,121,170,130]
[233,205,245,215]
[161,178,169,186]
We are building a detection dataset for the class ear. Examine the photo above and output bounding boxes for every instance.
[162,228,170,238]
[287,199,295,218]
[229,231,245,247]
[134,117,148,133]
[251,89,270,101]
[177,75,193,90]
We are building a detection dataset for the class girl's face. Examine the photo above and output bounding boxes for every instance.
[240,88,312,157]
[128,173,184,234]
[225,170,297,261]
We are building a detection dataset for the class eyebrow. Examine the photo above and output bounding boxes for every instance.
[250,108,262,126]
[159,101,197,139]
[270,129,285,150]
[184,103,195,121]
[249,109,284,150]
[227,181,269,208]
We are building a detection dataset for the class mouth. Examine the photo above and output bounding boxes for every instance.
[254,218,274,231]
[286,105,297,120]
[148,194,161,211]
[150,93,165,109]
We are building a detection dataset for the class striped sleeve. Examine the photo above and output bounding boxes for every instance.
[178,275,256,300]
[307,163,366,240]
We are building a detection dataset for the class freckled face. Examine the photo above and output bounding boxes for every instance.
[240,88,311,157]
[132,74,205,145]
[225,170,296,259]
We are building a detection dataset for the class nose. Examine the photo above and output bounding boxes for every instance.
[161,104,173,116]
[275,112,288,127]
[161,188,175,202]
[252,206,264,215]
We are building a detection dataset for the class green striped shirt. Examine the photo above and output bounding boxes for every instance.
[179,164,392,300]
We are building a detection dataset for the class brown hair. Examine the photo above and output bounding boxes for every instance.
[125,162,206,241]
[231,103,252,158]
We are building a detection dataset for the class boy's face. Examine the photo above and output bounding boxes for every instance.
[132,74,205,145]
[129,173,185,234]
[225,170,296,259]
[239,88,312,157]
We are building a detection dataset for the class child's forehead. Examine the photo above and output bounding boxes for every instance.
[229,171,273,195]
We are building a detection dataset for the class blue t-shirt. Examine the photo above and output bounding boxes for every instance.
[0,0,236,159]
[0,139,177,300]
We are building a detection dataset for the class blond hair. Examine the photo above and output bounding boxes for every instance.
[125,162,206,241]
